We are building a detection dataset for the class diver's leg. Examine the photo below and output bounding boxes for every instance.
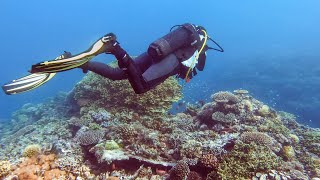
[111,44,151,94]
[133,52,153,73]
[81,61,127,80]
[142,53,180,83]
[146,65,180,88]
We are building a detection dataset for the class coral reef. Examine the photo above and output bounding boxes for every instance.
[0,75,319,180]
[72,69,182,118]
[6,154,80,179]
[217,141,281,179]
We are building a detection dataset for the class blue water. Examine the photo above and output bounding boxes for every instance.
[0,0,319,127]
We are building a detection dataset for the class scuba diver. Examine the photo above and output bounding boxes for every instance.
[2,23,223,95]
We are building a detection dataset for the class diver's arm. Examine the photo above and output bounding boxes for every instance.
[81,61,128,80]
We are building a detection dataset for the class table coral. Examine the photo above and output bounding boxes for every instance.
[211,91,239,104]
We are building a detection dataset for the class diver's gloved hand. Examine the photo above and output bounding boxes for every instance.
[55,51,72,60]
[102,33,118,54]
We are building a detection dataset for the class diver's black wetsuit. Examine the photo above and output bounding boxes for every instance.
[82,23,207,94]
[84,52,181,86]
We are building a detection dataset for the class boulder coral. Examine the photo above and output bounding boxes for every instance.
[74,127,105,146]
[240,131,274,147]
[71,67,182,117]
[169,160,190,180]
[22,144,41,158]
[281,145,296,161]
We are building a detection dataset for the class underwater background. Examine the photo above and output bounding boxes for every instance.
[1,0,320,128]
[1,1,320,179]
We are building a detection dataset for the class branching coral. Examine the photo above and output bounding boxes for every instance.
[300,129,320,155]
[72,65,182,117]
[258,118,290,136]
[217,142,281,179]
[180,140,203,159]
[116,125,137,141]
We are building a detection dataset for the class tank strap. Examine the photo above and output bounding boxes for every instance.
[181,23,201,47]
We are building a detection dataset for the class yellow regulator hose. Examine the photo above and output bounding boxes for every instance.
[185,29,208,82]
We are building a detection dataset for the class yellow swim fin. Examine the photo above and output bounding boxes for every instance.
[2,73,56,95]
[31,34,116,73]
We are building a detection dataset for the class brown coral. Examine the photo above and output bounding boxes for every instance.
[187,171,202,180]
[199,154,219,169]
[72,67,182,117]
[169,160,190,180]
[240,132,274,146]
[211,111,237,124]
[22,144,41,158]
[10,154,74,180]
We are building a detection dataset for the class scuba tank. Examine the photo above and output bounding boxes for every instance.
[147,23,200,63]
